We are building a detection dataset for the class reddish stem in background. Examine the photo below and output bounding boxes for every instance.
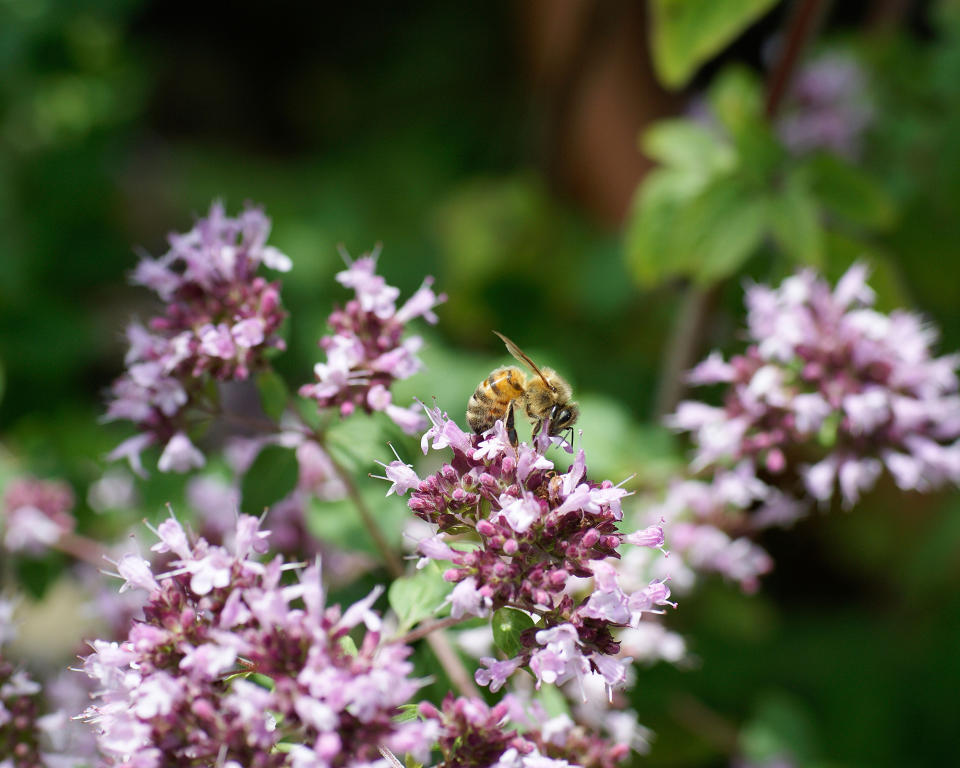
[765,0,832,119]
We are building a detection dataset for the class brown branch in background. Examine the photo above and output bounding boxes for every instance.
[867,0,912,32]
[765,0,833,119]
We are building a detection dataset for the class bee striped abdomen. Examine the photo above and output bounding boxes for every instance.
[466,366,526,434]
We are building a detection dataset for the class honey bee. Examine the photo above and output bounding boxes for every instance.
[467,331,579,445]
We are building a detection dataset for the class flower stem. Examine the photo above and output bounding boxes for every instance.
[326,451,406,578]
[654,284,719,418]
[56,531,109,568]
[391,615,468,645]
[323,445,481,698]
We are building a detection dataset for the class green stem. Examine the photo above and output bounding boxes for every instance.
[391,615,468,645]
[325,450,405,578]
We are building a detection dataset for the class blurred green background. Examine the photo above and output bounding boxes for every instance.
[2,1,960,766]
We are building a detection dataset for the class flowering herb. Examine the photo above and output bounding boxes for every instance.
[419,693,630,768]
[299,247,446,435]
[382,406,673,696]
[81,515,436,767]
[671,264,960,509]
[105,202,292,476]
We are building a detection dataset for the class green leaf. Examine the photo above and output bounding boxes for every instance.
[650,0,780,88]
[394,703,423,723]
[641,119,736,175]
[241,445,299,514]
[492,607,535,658]
[388,561,453,632]
[738,692,820,765]
[673,179,769,284]
[325,415,387,474]
[769,171,824,266]
[339,635,359,656]
[818,411,841,448]
[534,683,572,719]
[625,167,708,287]
[806,153,896,230]
[709,66,765,138]
[255,369,289,423]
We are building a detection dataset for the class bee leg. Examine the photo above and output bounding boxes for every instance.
[506,403,519,446]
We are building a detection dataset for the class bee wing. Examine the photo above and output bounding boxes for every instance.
[493,331,555,392]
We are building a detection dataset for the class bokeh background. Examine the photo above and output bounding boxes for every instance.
[2,1,960,766]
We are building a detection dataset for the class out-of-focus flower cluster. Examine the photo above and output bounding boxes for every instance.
[81,515,435,767]
[105,201,291,475]
[299,249,445,435]
[382,406,673,696]
[419,693,631,768]
[670,264,960,512]
[620,466,785,597]
[0,599,92,768]
[2,477,75,554]
[776,52,873,159]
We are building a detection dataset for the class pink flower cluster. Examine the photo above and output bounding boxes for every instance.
[2,476,75,554]
[671,264,960,510]
[419,694,630,768]
[1,598,92,767]
[621,465,793,596]
[299,249,445,435]
[382,406,674,696]
[81,515,435,767]
[0,650,47,767]
[105,202,291,475]
[777,52,873,159]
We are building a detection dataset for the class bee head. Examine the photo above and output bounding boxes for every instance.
[547,402,579,435]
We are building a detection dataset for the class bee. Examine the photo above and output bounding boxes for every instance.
[467,331,579,445]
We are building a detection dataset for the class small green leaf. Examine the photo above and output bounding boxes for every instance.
[709,66,765,139]
[650,0,780,88]
[641,119,736,175]
[818,411,841,448]
[492,607,535,658]
[325,415,387,474]
[534,683,572,719]
[241,445,299,514]
[625,168,707,287]
[769,171,824,266]
[394,703,423,723]
[388,561,453,632]
[339,635,359,656]
[806,153,896,230]
[255,369,289,423]
[673,180,769,284]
